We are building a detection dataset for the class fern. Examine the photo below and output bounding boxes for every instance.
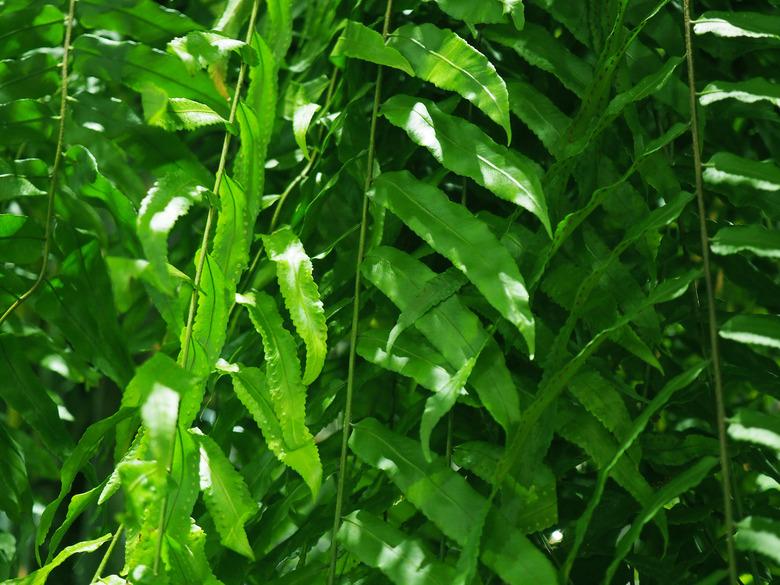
[0,0,779,584]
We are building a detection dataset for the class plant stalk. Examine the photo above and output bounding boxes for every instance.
[681,2,737,583]
[0,0,78,327]
[327,2,393,582]
[179,0,261,368]
[90,524,124,584]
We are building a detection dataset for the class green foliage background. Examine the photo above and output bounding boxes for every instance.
[0,0,779,583]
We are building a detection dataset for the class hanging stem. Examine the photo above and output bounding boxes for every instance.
[90,523,124,584]
[179,0,261,368]
[327,2,393,582]
[157,0,260,575]
[0,0,78,327]
[681,2,737,583]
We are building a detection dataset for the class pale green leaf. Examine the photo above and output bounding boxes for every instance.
[330,20,414,75]
[262,227,328,385]
[224,364,322,498]
[212,174,250,291]
[237,291,322,498]
[292,103,320,161]
[137,171,207,294]
[192,430,257,559]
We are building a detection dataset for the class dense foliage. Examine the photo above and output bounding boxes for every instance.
[1,0,779,583]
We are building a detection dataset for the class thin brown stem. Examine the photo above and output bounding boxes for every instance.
[682,2,737,583]
[0,0,78,327]
[327,2,393,582]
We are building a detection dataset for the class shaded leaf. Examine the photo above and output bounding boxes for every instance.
[371,171,534,355]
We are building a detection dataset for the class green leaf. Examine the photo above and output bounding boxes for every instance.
[191,430,256,560]
[141,383,180,467]
[420,356,477,462]
[145,95,228,132]
[212,174,250,290]
[262,0,293,61]
[371,171,535,355]
[703,153,780,217]
[79,0,200,44]
[236,34,277,242]
[735,517,780,565]
[223,363,322,499]
[168,31,255,73]
[384,267,468,354]
[237,291,322,498]
[358,327,462,397]
[73,34,228,116]
[292,103,320,161]
[694,11,780,41]
[0,337,73,455]
[382,95,550,234]
[0,425,29,523]
[430,0,522,27]
[562,363,707,577]
[364,247,520,431]
[604,457,718,584]
[485,23,592,97]
[0,4,63,59]
[0,53,59,104]
[728,409,780,451]
[262,227,328,385]
[37,409,134,557]
[47,483,104,559]
[117,353,200,457]
[507,79,571,155]
[349,419,557,584]
[0,99,53,145]
[388,23,512,141]
[331,20,414,76]
[720,314,780,349]
[178,253,230,379]
[338,510,457,585]
[700,78,780,107]
[711,225,780,258]
[5,534,111,585]
[137,171,207,294]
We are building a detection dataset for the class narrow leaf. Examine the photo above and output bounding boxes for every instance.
[192,430,257,559]
[331,20,414,75]
[382,95,550,234]
[711,225,780,258]
[237,291,322,498]
[388,23,512,141]
[371,171,535,355]
[263,227,328,385]
[338,510,457,585]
